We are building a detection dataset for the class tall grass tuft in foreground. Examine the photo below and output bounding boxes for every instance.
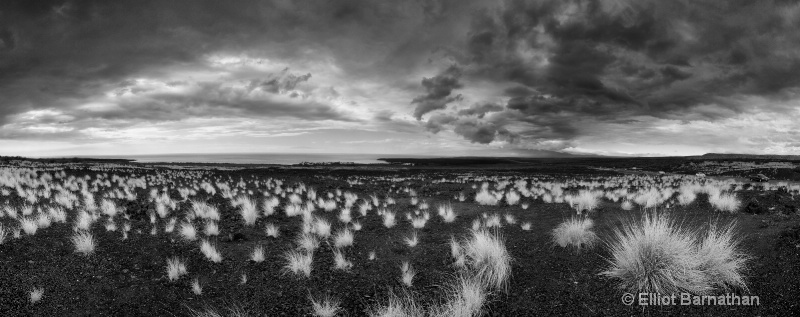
[429,276,487,317]
[72,231,96,256]
[200,240,223,263]
[602,213,749,295]
[551,217,598,251]
[309,294,341,317]
[459,229,512,291]
[238,196,259,226]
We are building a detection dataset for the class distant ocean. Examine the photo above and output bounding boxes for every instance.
[96,153,432,165]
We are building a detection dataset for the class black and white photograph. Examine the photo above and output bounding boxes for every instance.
[1,0,799,315]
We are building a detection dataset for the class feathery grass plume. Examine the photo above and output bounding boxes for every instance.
[166,257,188,281]
[520,222,532,231]
[709,191,741,213]
[100,199,118,217]
[520,202,530,210]
[200,240,223,263]
[404,231,419,248]
[74,211,94,232]
[204,221,219,236]
[504,214,516,225]
[104,219,117,232]
[460,229,512,291]
[367,291,423,317]
[429,276,486,317]
[263,196,280,216]
[47,206,67,223]
[410,216,427,229]
[191,200,220,221]
[601,213,749,295]
[333,229,354,248]
[180,222,198,241]
[338,207,352,224]
[567,190,600,214]
[677,186,699,206]
[191,278,203,295]
[20,217,38,235]
[309,294,342,317]
[484,214,502,228]
[0,224,6,244]
[251,245,265,262]
[296,233,320,251]
[505,190,521,205]
[332,248,353,271]
[265,223,280,238]
[283,250,313,277]
[240,273,247,285]
[382,210,396,228]
[72,231,96,256]
[351,221,362,231]
[237,196,259,226]
[438,203,457,223]
[368,250,376,260]
[30,287,44,304]
[621,200,633,211]
[312,217,332,238]
[552,217,598,251]
[474,188,498,206]
[165,217,176,233]
[400,261,416,287]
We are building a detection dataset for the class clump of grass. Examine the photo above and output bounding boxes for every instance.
[296,233,320,251]
[200,240,223,263]
[382,211,396,228]
[400,261,416,287]
[520,222,532,231]
[367,292,423,317]
[332,248,353,271]
[265,223,280,238]
[204,221,219,236]
[333,229,354,248]
[404,231,419,248]
[284,250,314,278]
[429,276,486,317]
[166,257,188,281]
[459,229,512,291]
[72,231,96,256]
[237,196,259,226]
[20,217,38,235]
[309,294,341,317]
[251,245,265,262]
[0,224,7,244]
[180,222,197,241]
[30,287,44,304]
[191,278,203,295]
[474,189,498,206]
[709,192,741,213]
[551,217,598,251]
[601,213,749,295]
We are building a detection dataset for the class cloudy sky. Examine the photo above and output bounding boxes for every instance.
[1,0,799,157]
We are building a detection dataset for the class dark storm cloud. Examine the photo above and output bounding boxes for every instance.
[425,0,800,146]
[0,0,479,127]
[457,103,504,118]
[411,65,463,120]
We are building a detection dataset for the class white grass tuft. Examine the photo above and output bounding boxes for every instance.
[251,245,265,262]
[460,229,512,291]
[284,250,314,278]
[552,217,598,251]
[30,287,44,304]
[296,233,320,251]
[382,211,396,228]
[204,221,219,236]
[265,223,280,238]
[309,294,341,317]
[474,189,498,206]
[237,196,259,226]
[200,240,223,263]
[601,213,749,295]
[333,229,354,248]
[332,248,353,271]
[191,278,203,295]
[520,222,532,231]
[166,257,188,281]
[404,231,419,247]
[400,261,416,287]
[20,217,38,235]
[0,224,6,244]
[72,231,96,256]
[709,192,741,213]
[180,222,197,241]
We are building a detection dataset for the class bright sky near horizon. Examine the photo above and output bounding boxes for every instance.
[1,0,799,157]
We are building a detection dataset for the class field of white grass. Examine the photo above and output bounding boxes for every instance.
[0,161,799,316]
